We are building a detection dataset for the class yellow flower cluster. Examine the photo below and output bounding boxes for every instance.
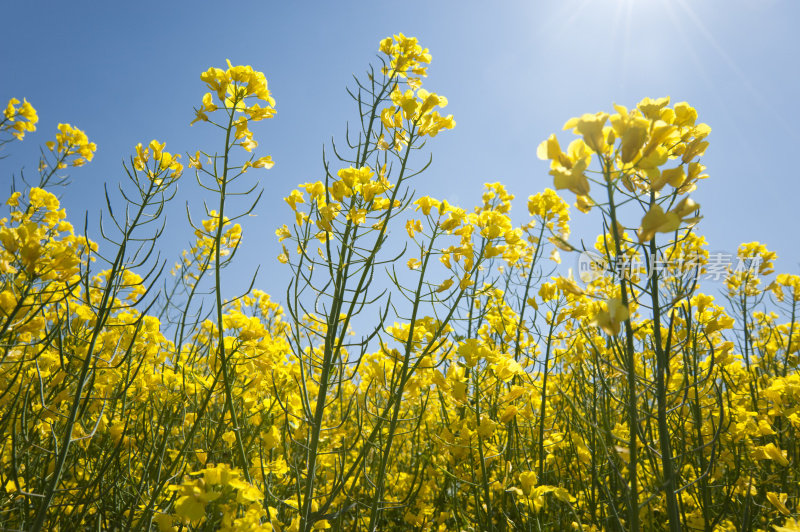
[1,187,91,282]
[164,463,272,531]
[2,97,38,140]
[527,188,571,242]
[172,210,243,285]
[407,184,526,289]
[193,59,276,154]
[379,33,432,80]
[726,241,778,296]
[377,34,455,149]
[770,273,800,303]
[45,123,96,167]
[538,97,710,242]
[133,139,183,184]
[381,86,455,141]
[281,165,395,246]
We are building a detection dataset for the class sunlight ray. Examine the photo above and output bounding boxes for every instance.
[673,0,796,141]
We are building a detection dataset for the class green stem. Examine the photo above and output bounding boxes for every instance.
[213,102,252,482]
[604,158,639,532]
[647,222,681,532]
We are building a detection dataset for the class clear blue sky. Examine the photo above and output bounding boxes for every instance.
[3,0,798,299]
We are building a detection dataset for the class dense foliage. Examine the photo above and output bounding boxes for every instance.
[1,34,798,531]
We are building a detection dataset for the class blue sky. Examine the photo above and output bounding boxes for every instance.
[3,0,798,299]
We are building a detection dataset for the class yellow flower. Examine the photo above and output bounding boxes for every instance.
[652,166,685,191]
[346,208,367,225]
[251,155,275,169]
[415,196,441,216]
[317,203,341,231]
[554,274,584,297]
[277,245,290,264]
[618,118,649,163]
[499,405,518,423]
[536,133,562,161]
[492,356,523,382]
[551,157,591,196]
[275,224,292,242]
[435,278,454,293]
[417,88,447,116]
[774,518,800,532]
[564,112,609,154]
[638,205,677,242]
[753,443,790,466]
[154,513,174,532]
[477,416,496,438]
[591,297,630,336]
[767,492,792,516]
[174,494,206,522]
[405,219,422,238]
[637,96,670,120]
[519,471,538,497]
[284,189,305,211]
[190,92,218,124]
[682,137,709,163]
